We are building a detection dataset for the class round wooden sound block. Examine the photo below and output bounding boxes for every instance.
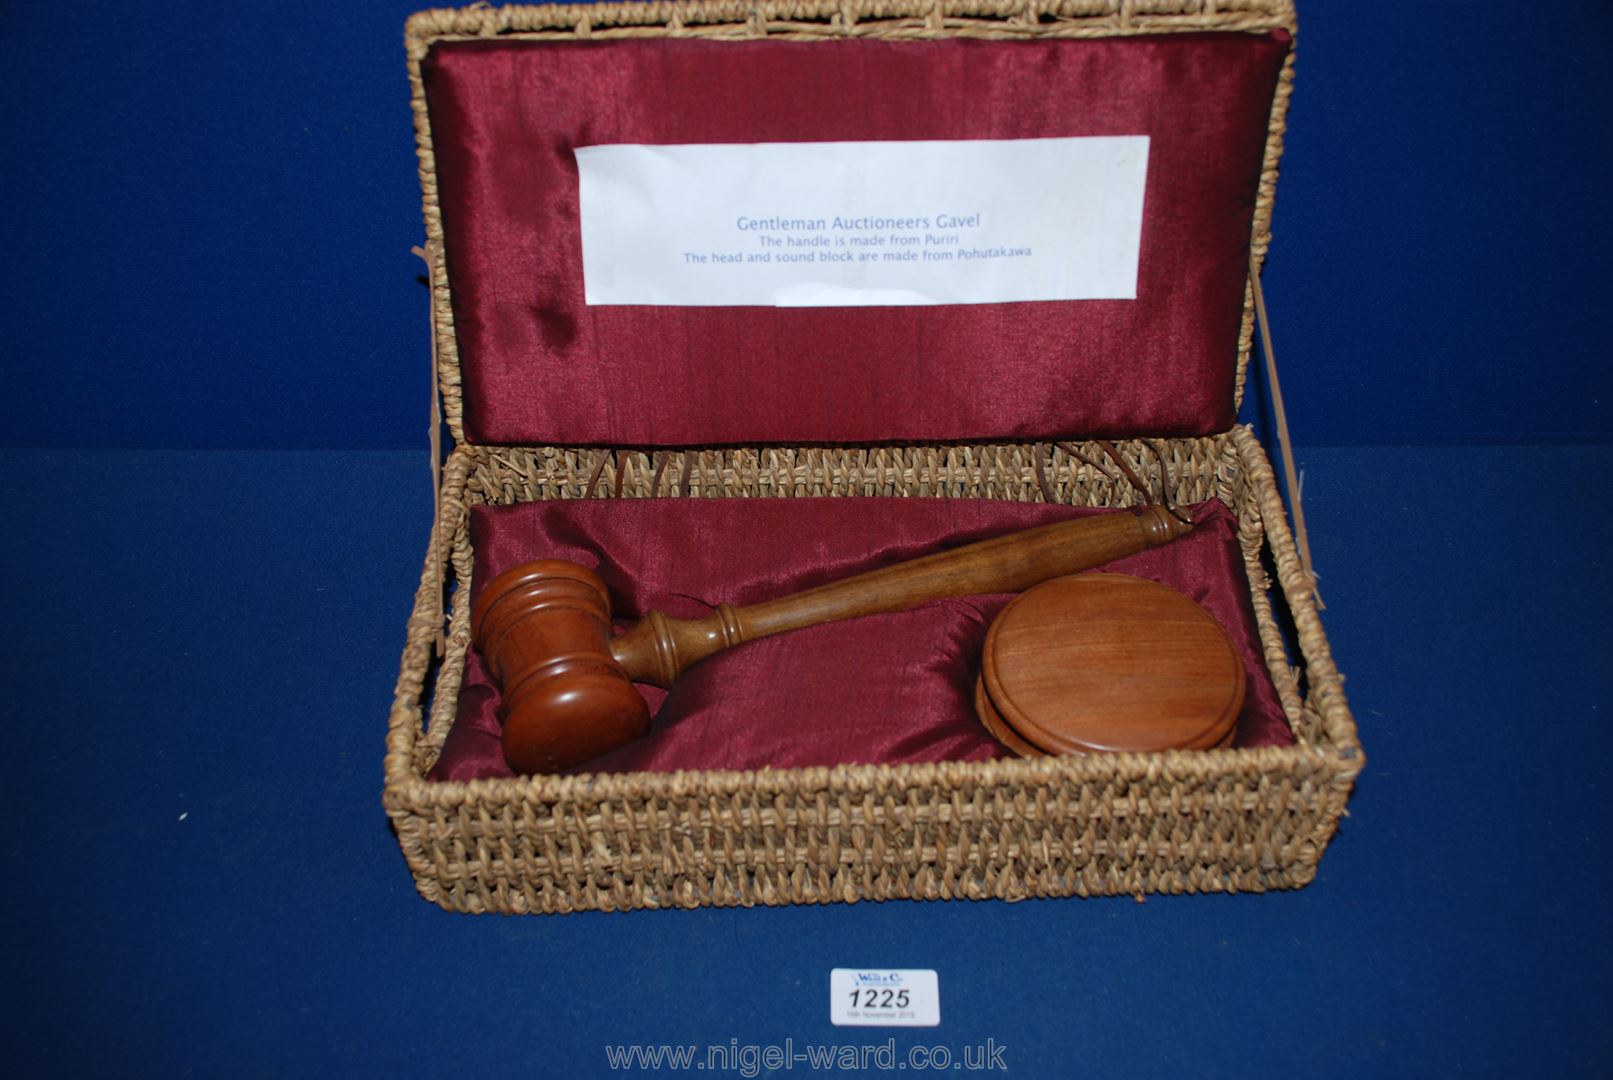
[976,573,1245,756]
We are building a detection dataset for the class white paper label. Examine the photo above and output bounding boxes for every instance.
[829,968,941,1027]
[576,137,1149,307]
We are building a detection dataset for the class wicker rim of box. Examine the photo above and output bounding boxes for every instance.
[386,0,1363,915]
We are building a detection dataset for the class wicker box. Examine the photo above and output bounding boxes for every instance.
[384,0,1362,914]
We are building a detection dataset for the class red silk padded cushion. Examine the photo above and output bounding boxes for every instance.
[421,32,1290,447]
[428,497,1294,783]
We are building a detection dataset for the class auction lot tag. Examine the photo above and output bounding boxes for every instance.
[829,968,941,1027]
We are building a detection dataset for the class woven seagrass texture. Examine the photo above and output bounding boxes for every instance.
[385,0,1356,915]
[404,0,1298,445]
[384,429,1360,914]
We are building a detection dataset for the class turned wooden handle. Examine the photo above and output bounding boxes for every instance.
[475,504,1196,773]
[609,504,1193,687]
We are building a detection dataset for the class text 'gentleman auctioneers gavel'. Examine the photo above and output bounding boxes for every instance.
[470,505,1233,774]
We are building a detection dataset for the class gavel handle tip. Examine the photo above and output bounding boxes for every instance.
[1139,502,1195,544]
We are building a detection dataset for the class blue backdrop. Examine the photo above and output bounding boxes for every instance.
[2,0,1609,449]
[5,4,1612,1077]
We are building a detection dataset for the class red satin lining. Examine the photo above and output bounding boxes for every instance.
[428,497,1294,782]
[421,32,1289,447]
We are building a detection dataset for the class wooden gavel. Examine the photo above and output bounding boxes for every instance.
[472,505,1195,774]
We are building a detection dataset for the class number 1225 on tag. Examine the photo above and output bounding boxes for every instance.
[829,969,940,1027]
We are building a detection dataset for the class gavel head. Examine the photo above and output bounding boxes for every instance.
[470,560,649,775]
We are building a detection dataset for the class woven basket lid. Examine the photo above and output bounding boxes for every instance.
[409,6,1295,449]
[976,573,1244,755]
